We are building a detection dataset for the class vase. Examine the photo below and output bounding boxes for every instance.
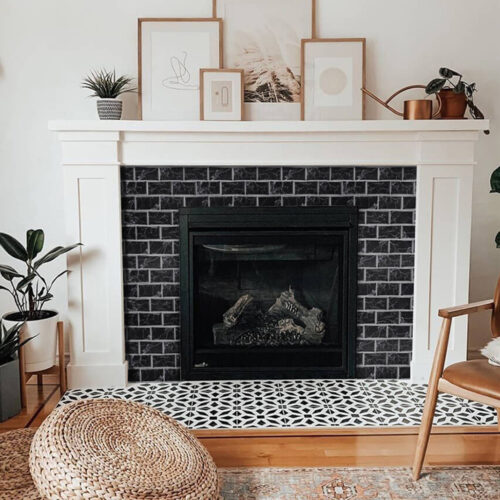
[3,311,59,372]
[438,89,467,119]
[0,358,21,421]
[96,98,123,120]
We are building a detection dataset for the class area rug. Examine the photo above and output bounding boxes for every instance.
[218,466,500,499]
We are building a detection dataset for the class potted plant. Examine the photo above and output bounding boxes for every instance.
[81,68,136,120]
[491,166,500,247]
[0,230,80,372]
[0,322,35,421]
[426,67,484,120]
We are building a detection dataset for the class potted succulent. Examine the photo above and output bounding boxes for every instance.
[0,322,35,421]
[0,230,80,372]
[426,67,484,120]
[82,68,136,120]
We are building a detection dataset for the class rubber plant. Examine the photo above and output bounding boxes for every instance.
[0,230,81,321]
[491,167,500,247]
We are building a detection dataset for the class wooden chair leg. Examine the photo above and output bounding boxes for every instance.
[37,374,43,386]
[412,317,452,480]
[57,321,67,395]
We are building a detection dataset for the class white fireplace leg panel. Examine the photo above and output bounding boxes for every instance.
[63,156,127,388]
[411,164,473,383]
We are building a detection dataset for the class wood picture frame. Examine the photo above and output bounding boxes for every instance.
[300,38,366,121]
[200,68,244,121]
[213,0,316,120]
[138,18,223,120]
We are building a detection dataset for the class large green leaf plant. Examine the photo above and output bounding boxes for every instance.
[0,230,81,320]
[491,167,500,248]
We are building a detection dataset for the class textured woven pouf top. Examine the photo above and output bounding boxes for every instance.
[29,399,219,500]
[0,428,40,500]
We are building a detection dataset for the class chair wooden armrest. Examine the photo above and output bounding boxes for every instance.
[438,299,494,318]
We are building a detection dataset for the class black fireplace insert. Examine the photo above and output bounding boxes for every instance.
[180,207,358,380]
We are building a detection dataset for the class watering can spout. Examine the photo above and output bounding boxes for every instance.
[361,85,442,120]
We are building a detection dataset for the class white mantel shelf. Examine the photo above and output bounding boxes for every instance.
[51,119,488,388]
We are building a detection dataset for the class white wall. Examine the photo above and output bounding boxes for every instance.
[1,0,499,353]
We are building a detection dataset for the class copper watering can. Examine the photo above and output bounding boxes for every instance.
[362,84,442,120]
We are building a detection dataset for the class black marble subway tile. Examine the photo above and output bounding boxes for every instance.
[125,327,152,341]
[364,297,388,310]
[365,211,389,224]
[330,196,354,207]
[136,197,160,210]
[184,196,209,207]
[122,227,136,240]
[390,211,413,224]
[160,168,183,180]
[295,181,318,194]
[319,182,342,195]
[140,341,163,354]
[126,341,139,354]
[150,299,175,312]
[377,254,400,268]
[163,341,179,354]
[184,167,208,180]
[126,269,149,283]
[356,367,375,378]
[365,240,389,254]
[270,181,293,195]
[365,268,389,282]
[138,284,162,297]
[403,197,416,209]
[388,326,412,339]
[378,196,402,209]
[172,182,195,195]
[148,182,172,195]
[390,240,413,254]
[306,167,329,180]
[121,167,135,181]
[258,167,281,180]
[234,196,257,206]
[403,167,417,180]
[364,325,388,338]
[379,167,403,180]
[401,254,414,267]
[398,366,411,378]
[125,313,138,326]
[282,196,306,206]
[222,181,245,195]
[209,196,233,207]
[138,256,161,269]
[136,167,159,181]
[357,340,375,352]
[139,313,163,326]
[387,352,410,365]
[162,284,180,297]
[123,211,148,226]
[233,167,257,180]
[305,196,329,206]
[137,226,160,240]
[376,283,400,296]
[400,311,414,324]
[358,226,377,238]
[125,298,150,312]
[389,297,412,310]
[209,167,232,180]
[399,339,413,351]
[152,327,177,341]
[330,167,354,180]
[343,181,366,195]
[375,339,399,352]
[402,226,415,238]
[124,285,138,298]
[283,167,305,180]
[148,212,172,225]
[160,197,183,210]
[149,241,174,255]
[358,282,377,296]
[375,366,398,378]
[245,182,269,195]
[161,226,180,239]
[378,225,402,239]
[358,255,377,267]
[163,313,180,326]
[354,196,378,209]
[122,197,136,210]
[358,311,375,324]
[377,311,400,324]
[391,181,415,195]
[124,182,147,195]
[124,241,148,255]
[128,355,152,368]
[364,352,387,365]
[150,270,175,283]
[367,181,390,194]
[140,369,165,382]
[389,268,412,282]
[400,283,414,296]
[355,167,378,180]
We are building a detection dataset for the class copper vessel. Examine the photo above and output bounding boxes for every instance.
[362,85,442,120]
[437,89,467,119]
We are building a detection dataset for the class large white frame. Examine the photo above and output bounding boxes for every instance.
[50,119,488,387]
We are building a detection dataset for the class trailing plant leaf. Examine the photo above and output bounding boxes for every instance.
[439,67,461,79]
[490,167,500,193]
[26,229,44,260]
[468,101,484,120]
[0,233,28,261]
[425,78,447,94]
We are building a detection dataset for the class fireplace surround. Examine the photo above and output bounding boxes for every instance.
[179,207,358,380]
[49,120,488,388]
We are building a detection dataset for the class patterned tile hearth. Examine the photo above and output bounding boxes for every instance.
[59,379,497,430]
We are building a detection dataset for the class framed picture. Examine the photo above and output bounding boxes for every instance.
[200,69,244,121]
[138,18,223,120]
[301,38,366,121]
[213,0,316,121]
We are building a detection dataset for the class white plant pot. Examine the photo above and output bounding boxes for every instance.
[2,311,59,372]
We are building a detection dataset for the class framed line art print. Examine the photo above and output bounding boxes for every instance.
[138,18,223,120]
[214,0,316,121]
[200,69,244,121]
[301,38,366,121]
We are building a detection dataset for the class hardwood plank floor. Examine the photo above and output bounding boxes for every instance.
[2,384,498,468]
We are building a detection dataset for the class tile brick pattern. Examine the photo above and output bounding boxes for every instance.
[121,166,416,382]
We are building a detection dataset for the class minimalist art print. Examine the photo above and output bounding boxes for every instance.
[139,19,222,120]
[200,69,243,120]
[302,39,365,121]
[215,0,315,120]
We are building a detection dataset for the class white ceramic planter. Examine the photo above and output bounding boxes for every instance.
[3,311,59,372]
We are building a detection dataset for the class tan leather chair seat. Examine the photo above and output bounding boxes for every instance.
[442,359,500,400]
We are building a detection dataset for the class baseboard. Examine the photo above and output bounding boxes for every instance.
[67,361,128,389]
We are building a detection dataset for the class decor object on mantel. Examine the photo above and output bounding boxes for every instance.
[81,69,136,120]
[0,229,80,372]
[425,67,485,120]
[29,399,219,499]
[412,276,500,480]
[0,322,35,421]
[490,166,500,247]
[362,84,441,120]
[138,18,223,120]
[200,68,244,120]
[481,337,500,366]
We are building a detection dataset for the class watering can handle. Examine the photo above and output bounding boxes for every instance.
[362,85,442,118]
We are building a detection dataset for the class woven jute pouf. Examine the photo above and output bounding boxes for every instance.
[0,428,40,500]
[29,399,219,500]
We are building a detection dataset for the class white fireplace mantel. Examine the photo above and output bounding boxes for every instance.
[49,119,489,387]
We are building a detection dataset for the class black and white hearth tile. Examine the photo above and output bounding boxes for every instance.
[281,404,335,428]
[465,402,498,425]
[329,406,381,427]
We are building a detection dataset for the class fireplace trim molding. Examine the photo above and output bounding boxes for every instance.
[49,119,489,387]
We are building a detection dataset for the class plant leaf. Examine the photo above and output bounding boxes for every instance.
[34,243,82,269]
[425,78,446,95]
[26,229,45,260]
[439,67,461,78]
[496,231,500,248]
[490,167,500,193]
[16,274,36,291]
[0,264,23,280]
[0,233,28,261]
[468,101,484,120]
[49,270,69,289]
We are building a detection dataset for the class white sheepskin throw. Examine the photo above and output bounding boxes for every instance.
[481,337,500,366]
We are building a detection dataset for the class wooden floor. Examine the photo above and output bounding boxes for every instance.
[2,383,499,467]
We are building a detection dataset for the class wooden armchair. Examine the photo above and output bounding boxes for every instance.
[412,277,500,480]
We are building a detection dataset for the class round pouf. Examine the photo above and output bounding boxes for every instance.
[29,399,219,499]
[0,428,40,500]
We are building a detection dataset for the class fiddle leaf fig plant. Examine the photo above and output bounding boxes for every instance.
[490,167,500,248]
[426,67,484,120]
[0,230,81,321]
